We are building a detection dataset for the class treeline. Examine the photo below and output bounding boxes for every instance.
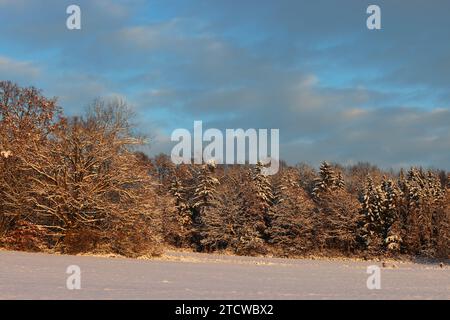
[153,159,449,259]
[1,82,449,259]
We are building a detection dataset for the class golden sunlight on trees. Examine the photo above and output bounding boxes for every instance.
[1,82,449,259]
[0,82,162,256]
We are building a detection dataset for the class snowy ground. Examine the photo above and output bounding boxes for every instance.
[0,250,448,299]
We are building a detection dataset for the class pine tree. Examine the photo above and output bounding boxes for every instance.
[168,174,191,245]
[190,161,220,249]
[312,161,338,199]
[380,178,398,233]
[251,161,273,211]
[436,176,450,257]
[336,172,346,190]
[315,187,360,253]
[170,175,188,213]
[264,171,285,232]
[359,176,384,250]
[231,169,268,256]
[400,168,446,255]
[380,178,402,251]
[425,171,446,255]
[267,169,316,255]
[191,162,220,213]
[359,175,404,252]
[271,174,286,207]
[200,180,243,252]
[249,161,274,240]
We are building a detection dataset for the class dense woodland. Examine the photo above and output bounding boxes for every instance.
[1,82,449,259]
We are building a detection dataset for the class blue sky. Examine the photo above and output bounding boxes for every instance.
[1,0,450,169]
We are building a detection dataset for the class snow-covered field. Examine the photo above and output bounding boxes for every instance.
[0,250,448,299]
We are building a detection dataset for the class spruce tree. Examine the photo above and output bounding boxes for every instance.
[190,161,220,249]
[359,176,384,250]
[234,173,268,256]
[251,161,273,211]
[436,176,450,257]
[380,178,402,251]
[192,162,220,214]
[267,169,316,255]
[312,161,337,199]
[400,168,446,255]
[250,161,274,240]
[336,172,346,190]
[169,174,191,244]
[200,181,243,252]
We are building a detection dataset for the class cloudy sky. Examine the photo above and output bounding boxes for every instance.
[1,0,449,169]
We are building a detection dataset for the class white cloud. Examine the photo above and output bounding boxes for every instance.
[0,56,40,80]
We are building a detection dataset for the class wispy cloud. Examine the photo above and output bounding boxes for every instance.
[0,56,40,81]
[0,0,449,169]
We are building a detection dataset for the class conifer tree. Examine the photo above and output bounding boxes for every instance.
[267,169,315,255]
[400,168,446,255]
[249,161,274,240]
[168,174,191,245]
[230,170,268,256]
[251,161,273,211]
[436,176,450,257]
[380,178,402,251]
[359,176,384,250]
[312,161,337,199]
[191,162,220,215]
[336,172,346,190]
[170,175,188,213]
[315,187,360,253]
[380,179,398,233]
[200,180,243,252]
[190,161,220,249]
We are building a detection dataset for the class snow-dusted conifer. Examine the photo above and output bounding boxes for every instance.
[312,161,337,198]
